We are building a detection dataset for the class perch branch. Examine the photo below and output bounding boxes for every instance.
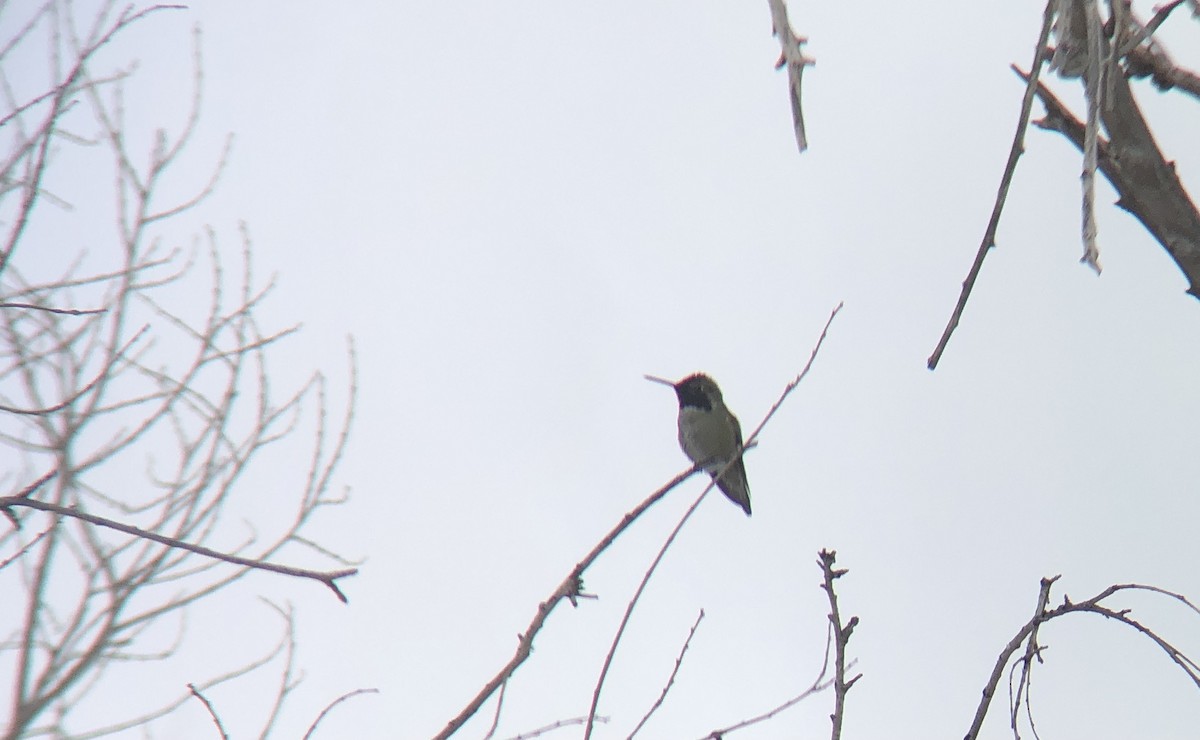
[432,465,703,739]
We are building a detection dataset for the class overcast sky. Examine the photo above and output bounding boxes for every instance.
[8,1,1200,738]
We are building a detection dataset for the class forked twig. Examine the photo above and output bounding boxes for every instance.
[964,577,1200,740]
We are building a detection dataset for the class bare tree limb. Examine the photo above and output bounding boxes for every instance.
[187,683,229,740]
[431,465,702,739]
[0,302,106,316]
[0,490,357,602]
[964,576,1200,740]
[1007,576,1057,737]
[928,1,1057,370]
[698,576,840,739]
[0,3,357,735]
[819,549,859,740]
[1015,62,1200,297]
[766,0,815,152]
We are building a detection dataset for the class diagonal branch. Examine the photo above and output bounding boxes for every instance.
[431,464,702,740]
[927,1,1057,370]
[627,609,705,739]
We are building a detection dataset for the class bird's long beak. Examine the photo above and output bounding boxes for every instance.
[643,374,676,388]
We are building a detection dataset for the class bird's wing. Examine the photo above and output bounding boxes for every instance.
[716,415,752,516]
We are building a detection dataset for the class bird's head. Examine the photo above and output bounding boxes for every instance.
[644,373,724,411]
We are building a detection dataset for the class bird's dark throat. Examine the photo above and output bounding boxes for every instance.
[676,382,713,411]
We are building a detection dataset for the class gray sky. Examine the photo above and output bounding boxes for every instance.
[9,1,1200,738]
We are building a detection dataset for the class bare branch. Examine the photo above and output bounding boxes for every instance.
[1007,576,1056,737]
[766,0,815,152]
[432,464,702,740]
[0,493,357,601]
[627,609,705,739]
[1015,63,1200,297]
[927,1,1057,370]
[187,683,229,740]
[1116,0,1187,57]
[964,576,1200,739]
[301,688,380,740]
[0,302,106,316]
[0,522,53,571]
[0,4,357,735]
[501,716,609,740]
[698,583,839,738]
[1080,0,1104,273]
[818,549,859,740]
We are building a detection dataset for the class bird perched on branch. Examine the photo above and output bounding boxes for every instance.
[645,373,752,516]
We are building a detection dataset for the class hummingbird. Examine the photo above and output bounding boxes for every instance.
[646,373,752,516]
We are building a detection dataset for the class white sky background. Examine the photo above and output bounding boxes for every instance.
[6,1,1200,738]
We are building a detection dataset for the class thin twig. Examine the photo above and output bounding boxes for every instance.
[1079,0,1104,273]
[628,609,705,739]
[0,325,146,415]
[927,1,1056,370]
[482,681,508,740]
[585,304,843,738]
[301,688,380,740]
[1116,0,1187,57]
[187,683,229,740]
[501,716,609,740]
[1009,576,1056,736]
[0,302,106,315]
[698,610,838,738]
[583,477,717,739]
[0,523,54,571]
